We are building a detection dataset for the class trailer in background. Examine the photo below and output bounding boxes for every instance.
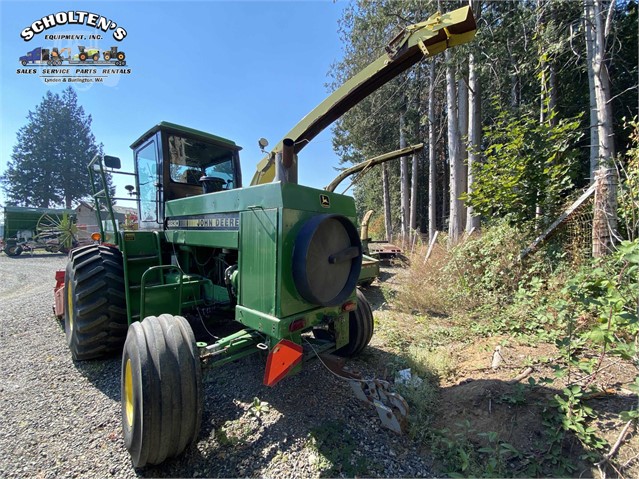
[1,206,78,256]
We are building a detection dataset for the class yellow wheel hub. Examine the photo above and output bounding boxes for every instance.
[124,358,134,429]
[67,283,73,330]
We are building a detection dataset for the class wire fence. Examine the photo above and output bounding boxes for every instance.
[545,190,595,264]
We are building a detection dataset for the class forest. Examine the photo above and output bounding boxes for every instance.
[330,0,637,242]
[328,1,639,476]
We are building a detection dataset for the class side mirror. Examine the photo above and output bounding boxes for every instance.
[104,155,121,169]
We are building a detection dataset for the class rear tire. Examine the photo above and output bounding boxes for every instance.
[64,244,127,360]
[335,289,374,357]
[122,314,203,468]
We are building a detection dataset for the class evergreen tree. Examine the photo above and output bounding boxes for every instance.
[1,87,101,208]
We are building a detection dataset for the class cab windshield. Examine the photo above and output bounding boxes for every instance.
[168,135,236,189]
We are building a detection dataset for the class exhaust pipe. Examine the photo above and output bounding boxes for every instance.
[275,138,297,184]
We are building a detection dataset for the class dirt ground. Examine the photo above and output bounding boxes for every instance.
[362,262,639,478]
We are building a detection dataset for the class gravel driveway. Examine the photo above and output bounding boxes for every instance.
[0,253,432,478]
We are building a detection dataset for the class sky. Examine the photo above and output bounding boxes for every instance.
[0,0,351,208]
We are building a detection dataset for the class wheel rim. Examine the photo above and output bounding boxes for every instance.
[124,358,134,429]
[67,283,74,330]
[36,212,82,251]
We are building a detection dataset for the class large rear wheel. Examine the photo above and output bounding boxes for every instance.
[122,314,203,468]
[64,245,127,360]
[335,289,374,357]
[314,289,374,357]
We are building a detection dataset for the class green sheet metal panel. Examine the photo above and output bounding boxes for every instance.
[238,208,278,315]
[279,182,357,217]
[164,230,239,249]
[120,230,162,323]
[131,121,240,151]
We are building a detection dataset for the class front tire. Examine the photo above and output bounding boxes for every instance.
[122,314,203,468]
[64,245,127,360]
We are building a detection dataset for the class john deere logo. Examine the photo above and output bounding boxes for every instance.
[320,195,330,208]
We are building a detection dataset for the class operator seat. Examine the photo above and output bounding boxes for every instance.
[199,176,227,193]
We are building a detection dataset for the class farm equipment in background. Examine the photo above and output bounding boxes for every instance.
[103,46,126,63]
[75,45,100,62]
[54,6,476,468]
[19,47,49,65]
[325,143,424,284]
[49,47,72,65]
[2,206,79,256]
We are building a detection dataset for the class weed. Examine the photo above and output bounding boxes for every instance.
[397,379,439,441]
[249,397,270,418]
[404,344,455,381]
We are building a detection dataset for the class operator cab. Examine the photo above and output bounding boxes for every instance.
[130,122,242,230]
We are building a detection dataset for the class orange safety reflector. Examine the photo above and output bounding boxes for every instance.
[263,339,303,387]
[342,301,357,312]
[91,232,101,241]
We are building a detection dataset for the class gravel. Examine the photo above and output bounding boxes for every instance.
[0,253,433,478]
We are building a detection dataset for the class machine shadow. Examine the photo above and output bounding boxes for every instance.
[3,252,67,259]
[138,344,406,478]
[74,355,122,402]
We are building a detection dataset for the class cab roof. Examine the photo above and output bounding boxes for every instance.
[130,121,241,151]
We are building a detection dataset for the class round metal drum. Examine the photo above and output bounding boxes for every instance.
[292,214,362,306]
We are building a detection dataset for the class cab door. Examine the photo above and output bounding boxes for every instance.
[135,136,162,230]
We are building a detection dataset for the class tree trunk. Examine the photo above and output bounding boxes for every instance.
[428,60,437,241]
[587,0,618,254]
[585,5,600,180]
[410,152,419,231]
[592,167,618,257]
[399,106,409,240]
[458,76,469,229]
[589,0,616,165]
[510,58,520,108]
[466,0,482,232]
[548,62,558,126]
[446,49,462,243]
[382,162,392,242]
